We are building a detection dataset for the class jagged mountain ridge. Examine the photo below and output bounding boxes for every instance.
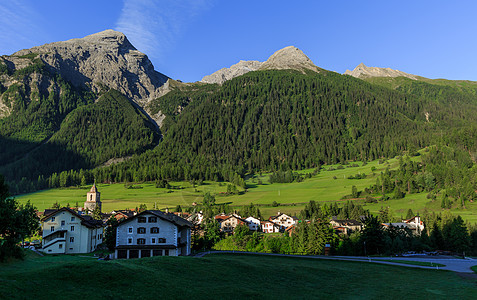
[344,63,419,80]
[201,46,320,84]
[3,29,477,196]
[1,30,169,108]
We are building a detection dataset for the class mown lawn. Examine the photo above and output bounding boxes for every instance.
[1,251,476,299]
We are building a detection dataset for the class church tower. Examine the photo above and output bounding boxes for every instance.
[84,182,102,213]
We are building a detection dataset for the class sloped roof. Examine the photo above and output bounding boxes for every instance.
[89,184,99,193]
[331,219,362,227]
[42,207,104,228]
[116,210,192,228]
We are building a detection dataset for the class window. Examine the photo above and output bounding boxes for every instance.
[61,220,65,226]
[51,217,55,222]
[137,227,146,234]
[71,226,75,231]
[128,227,133,233]
[137,238,146,245]
[59,244,62,249]
[70,237,74,243]
[158,238,166,243]
[50,226,55,232]
[151,238,156,244]
[128,237,132,244]
[164,249,169,256]
[99,234,103,240]
[150,227,159,234]
[71,217,75,221]
[148,216,157,223]
[138,217,146,223]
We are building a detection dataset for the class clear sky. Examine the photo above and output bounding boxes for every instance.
[1,0,476,82]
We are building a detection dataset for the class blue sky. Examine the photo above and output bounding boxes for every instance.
[1,1,476,82]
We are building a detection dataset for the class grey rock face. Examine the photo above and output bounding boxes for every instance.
[201,60,262,84]
[9,29,169,106]
[200,46,319,84]
[259,46,319,73]
[344,63,418,80]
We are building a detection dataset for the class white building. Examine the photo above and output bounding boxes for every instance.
[115,210,192,259]
[269,212,297,229]
[245,216,261,231]
[261,220,281,233]
[41,207,104,254]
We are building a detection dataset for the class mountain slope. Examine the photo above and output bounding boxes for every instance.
[104,68,475,185]
[0,89,159,190]
[201,46,319,84]
[5,30,169,106]
[344,63,419,80]
[0,31,166,192]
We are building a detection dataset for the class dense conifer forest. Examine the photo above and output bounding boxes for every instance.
[2,66,477,194]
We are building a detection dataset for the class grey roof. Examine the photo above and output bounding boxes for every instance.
[116,210,192,228]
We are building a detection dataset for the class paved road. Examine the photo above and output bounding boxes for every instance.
[194,251,477,273]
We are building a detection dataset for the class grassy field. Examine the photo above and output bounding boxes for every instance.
[15,155,477,222]
[1,251,476,299]
[379,259,446,267]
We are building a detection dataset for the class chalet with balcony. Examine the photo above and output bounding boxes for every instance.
[269,212,298,229]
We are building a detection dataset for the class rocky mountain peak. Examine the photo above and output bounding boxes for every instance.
[259,46,319,72]
[201,60,262,84]
[344,63,418,80]
[8,29,169,105]
[200,46,319,84]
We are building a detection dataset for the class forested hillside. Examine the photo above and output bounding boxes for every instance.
[0,56,160,193]
[4,62,477,195]
[89,69,477,186]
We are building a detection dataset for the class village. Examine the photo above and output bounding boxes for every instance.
[35,184,426,259]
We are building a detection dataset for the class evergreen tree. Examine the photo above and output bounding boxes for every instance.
[92,205,102,220]
[104,217,118,252]
[360,215,385,255]
[0,175,39,261]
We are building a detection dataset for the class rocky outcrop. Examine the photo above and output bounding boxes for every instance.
[201,46,319,84]
[202,60,262,85]
[259,46,319,73]
[5,29,169,106]
[344,63,418,80]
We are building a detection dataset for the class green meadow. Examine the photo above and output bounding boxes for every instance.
[1,251,476,299]
[15,155,477,222]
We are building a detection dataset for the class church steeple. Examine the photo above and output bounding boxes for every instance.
[84,181,101,213]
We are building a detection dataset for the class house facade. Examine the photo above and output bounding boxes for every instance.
[245,216,261,231]
[330,219,362,235]
[261,220,281,233]
[402,216,425,234]
[383,215,425,235]
[40,208,104,254]
[115,210,192,259]
[219,215,246,233]
[269,213,297,229]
